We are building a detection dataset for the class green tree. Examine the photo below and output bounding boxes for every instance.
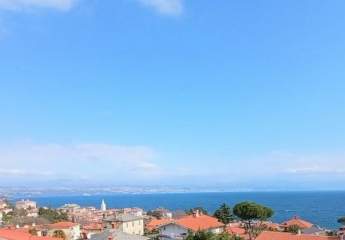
[214,203,233,224]
[286,225,301,234]
[185,207,208,215]
[38,208,68,223]
[186,230,215,240]
[216,233,234,240]
[2,212,14,224]
[233,202,274,240]
[53,230,66,240]
[186,231,243,240]
[338,217,345,225]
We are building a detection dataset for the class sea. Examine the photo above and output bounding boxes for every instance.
[18,191,345,230]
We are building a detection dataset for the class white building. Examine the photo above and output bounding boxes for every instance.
[0,199,7,210]
[104,214,145,236]
[47,221,81,240]
[158,211,224,240]
[59,203,81,213]
[15,199,38,217]
[91,229,149,240]
[15,200,37,210]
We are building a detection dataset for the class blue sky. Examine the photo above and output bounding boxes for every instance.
[1,0,345,190]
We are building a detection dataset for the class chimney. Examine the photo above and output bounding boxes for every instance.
[193,210,200,218]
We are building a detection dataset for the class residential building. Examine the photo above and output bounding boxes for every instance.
[158,211,224,240]
[81,223,103,239]
[282,217,314,230]
[256,231,339,240]
[225,223,247,239]
[90,229,149,240]
[281,216,326,235]
[47,221,81,240]
[302,226,326,235]
[103,214,145,235]
[120,208,144,217]
[15,199,38,217]
[59,204,81,214]
[0,228,60,240]
[146,218,174,232]
[15,200,37,210]
[149,208,173,219]
[338,226,345,240]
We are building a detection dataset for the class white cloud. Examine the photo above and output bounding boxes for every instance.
[0,142,162,181]
[137,0,183,16]
[0,0,78,11]
[242,150,345,176]
[0,168,53,176]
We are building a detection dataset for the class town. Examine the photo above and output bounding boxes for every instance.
[0,197,344,240]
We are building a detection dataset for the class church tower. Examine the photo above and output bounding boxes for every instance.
[101,199,107,211]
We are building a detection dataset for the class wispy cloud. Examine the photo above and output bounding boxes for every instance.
[0,0,78,11]
[137,0,183,16]
[240,150,345,176]
[0,168,54,176]
[0,142,162,182]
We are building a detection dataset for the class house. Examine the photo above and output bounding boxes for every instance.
[16,200,37,210]
[59,204,81,214]
[261,222,282,232]
[256,231,339,240]
[225,223,247,239]
[103,214,145,235]
[15,200,39,217]
[90,229,149,240]
[302,226,325,235]
[281,217,325,235]
[0,228,60,240]
[146,218,174,232]
[81,223,103,239]
[338,226,345,240]
[282,217,314,230]
[121,208,144,217]
[158,210,224,240]
[47,221,81,240]
[148,208,173,219]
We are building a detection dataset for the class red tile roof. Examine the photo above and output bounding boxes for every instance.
[282,217,314,229]
[82,223,103,231]
[146,218,174,231]
[0,229,60,240]
[48,221,79,229]
[173,214,224,231]
[261,222,282,231]
[226,226,246,235]
[256,231,338,240]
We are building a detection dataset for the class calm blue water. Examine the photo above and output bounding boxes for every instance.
[22,192,345,230]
